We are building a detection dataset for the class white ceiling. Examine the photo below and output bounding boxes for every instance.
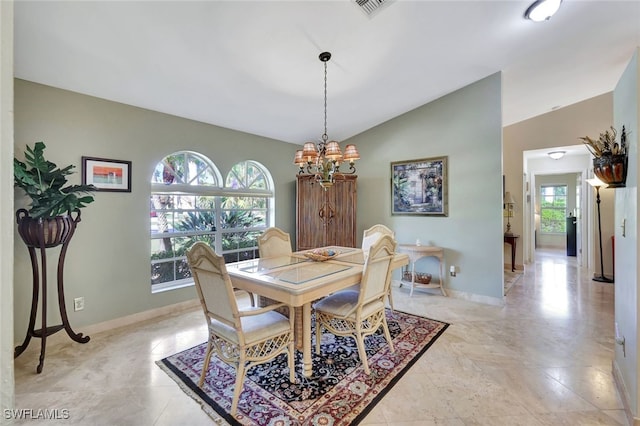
[13,1,640,145]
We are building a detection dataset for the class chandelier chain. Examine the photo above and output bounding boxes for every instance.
[323,60,328,143]
[292,51,359,189]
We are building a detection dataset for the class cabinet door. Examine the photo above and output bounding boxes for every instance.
[296,175,357,250]
[296,176,327,250]
[326,176,357,247]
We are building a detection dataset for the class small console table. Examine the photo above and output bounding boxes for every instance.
[504,234,519,272]
[397,244,446,296]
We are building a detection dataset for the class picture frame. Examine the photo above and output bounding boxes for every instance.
[82,156,132,192]
[391,156,448,216]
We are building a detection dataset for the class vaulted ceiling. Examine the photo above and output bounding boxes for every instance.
[13,1,640,144]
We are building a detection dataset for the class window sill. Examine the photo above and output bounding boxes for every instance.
[152,279,194,294]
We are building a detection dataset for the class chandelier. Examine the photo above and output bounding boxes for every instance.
[293,51,360,189]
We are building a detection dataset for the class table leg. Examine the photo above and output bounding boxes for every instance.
[511,241,516,272]
[439,257,447,296]
[302,303,312,377]
[409,262,415,297]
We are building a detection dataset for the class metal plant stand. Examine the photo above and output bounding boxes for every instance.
[14,209,90,373]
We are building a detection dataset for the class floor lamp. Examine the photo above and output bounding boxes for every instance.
[587,177,614,283]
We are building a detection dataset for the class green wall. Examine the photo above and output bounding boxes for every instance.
[13,71,505,338]
[349,72,504,300]
[13,79,298,335]
[612,48,639,419]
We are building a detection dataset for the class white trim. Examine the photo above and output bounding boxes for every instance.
[40,299,201,345]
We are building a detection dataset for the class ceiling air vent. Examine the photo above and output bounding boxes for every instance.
[354,0,393,17]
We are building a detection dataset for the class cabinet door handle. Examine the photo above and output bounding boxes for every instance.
[326,205,335,224]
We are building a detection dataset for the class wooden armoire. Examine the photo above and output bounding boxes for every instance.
[296,174,357,251]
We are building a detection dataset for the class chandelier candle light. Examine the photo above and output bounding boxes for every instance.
[294,52,360,190]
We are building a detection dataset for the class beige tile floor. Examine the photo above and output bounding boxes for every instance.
[12,248,625,425]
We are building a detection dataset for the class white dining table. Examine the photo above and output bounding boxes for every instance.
[226,246,409,377]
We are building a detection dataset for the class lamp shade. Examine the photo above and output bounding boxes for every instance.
[587,177,608,188]
[293,150,305,166]
[504,191,516,205]
[302,142,319,162]
[343,144,360,162]
[324,141,343,161]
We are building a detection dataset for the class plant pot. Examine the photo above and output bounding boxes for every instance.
[16,209,80,248]
[593,154,627,188]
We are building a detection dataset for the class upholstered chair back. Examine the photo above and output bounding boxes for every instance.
[258,227,292,258]
[362,224,395,256]
[187,242,239,329]
[359,234,396,304]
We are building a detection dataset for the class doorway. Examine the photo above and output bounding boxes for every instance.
[522,146,592,270]
[532,173,582,262]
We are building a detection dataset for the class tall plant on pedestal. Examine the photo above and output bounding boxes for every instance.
[13,141,97,373]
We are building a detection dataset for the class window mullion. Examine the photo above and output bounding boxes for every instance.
[214,196,223,253]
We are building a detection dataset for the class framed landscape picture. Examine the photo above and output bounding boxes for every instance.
[391,156,448,216]
[82,157,132,192]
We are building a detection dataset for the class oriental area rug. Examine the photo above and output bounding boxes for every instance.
[157,309,449,426]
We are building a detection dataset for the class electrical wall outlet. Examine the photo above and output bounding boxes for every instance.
[73,297,84,312]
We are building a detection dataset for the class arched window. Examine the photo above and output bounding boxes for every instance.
[150,153,274,292]
[222,161,275,263]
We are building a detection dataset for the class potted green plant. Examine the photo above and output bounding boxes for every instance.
[14,141,96,246]
[14,141,96,372]
[579,125,628,188]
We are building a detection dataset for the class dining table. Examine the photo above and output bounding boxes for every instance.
[226,246,409,377]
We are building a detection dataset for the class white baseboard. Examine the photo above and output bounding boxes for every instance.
[83,298,201,336]
[17,299,201,348]
[612,359,640,425]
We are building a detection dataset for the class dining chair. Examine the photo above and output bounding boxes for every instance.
[258,227,293,258]
[314,234,397,375]
[362,224,396,311]
[257,227,294,309]
[186,242,296,416]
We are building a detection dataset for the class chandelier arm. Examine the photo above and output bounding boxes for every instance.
[341,164,357,174]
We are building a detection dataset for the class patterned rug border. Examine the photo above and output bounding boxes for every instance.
[157,309,449,426]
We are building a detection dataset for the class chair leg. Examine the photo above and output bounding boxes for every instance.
[382,315,395,353]
[231,361,246,416]
[315,322,322,354]
[198,340,214,387]
[387,287,395,312]
[247,291,255,307]
[288,337,296,383]
[354,333,370,375]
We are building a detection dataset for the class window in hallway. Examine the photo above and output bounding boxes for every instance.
[540,184,567,234]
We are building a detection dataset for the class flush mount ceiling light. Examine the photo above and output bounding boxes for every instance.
[548,151,566,160]
[525,0,562,22]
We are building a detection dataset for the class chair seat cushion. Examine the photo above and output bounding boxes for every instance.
[313,290,384,319]
[210,309,291,344]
